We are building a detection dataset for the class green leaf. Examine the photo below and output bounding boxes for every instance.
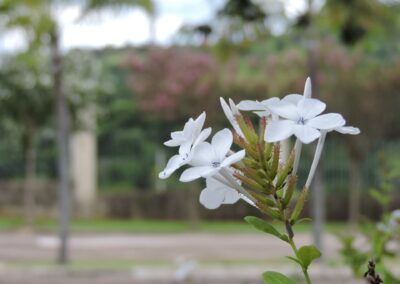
[286,256,302,266]
[297,245,322,269]
[262,271,295,284]
[296,217,312,224]
[244,216,288,242]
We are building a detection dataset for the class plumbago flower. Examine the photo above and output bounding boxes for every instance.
[180,129,245,182]
[160,77,360,284]
[265,98,346,144]
[159,112,211,179]
[199,177,240,210]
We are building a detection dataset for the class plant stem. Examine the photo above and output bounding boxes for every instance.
[286,223,312,284]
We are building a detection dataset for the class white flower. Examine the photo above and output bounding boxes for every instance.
[220,98,245,138]
[377,222,391,234]
[159,112,211,179]
[180,128,245,182]
[389,209,400,230]
[265,97,345,144]
[164,112,211,154]
[199,177,240,209]
[237,97,280,117]
[175,257,197,282]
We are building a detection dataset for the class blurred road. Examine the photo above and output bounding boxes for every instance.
[0,232,365,283]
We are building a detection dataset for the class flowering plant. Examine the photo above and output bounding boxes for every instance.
[339,161,400,283]
[160,77,359,283]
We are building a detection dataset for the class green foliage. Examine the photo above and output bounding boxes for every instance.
[262,271,295,284]
[244,216,288,242]
[296,245,321,269]
[338,160,400,281]
[338,235,368,276]
[82,0,154,15]
[219,0,266,23]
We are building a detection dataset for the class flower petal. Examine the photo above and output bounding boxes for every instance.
[264,120,295,142]
[269,102,299,120]
[297,98,326,120]
[221,150,245,167]
[261,97,280,107]
[222,188,240,204]
[179,141,192,156]
[159,155,185,179]
[190,142,214,166]
[211,128,233,162]
[281,94,303,104]
[171,131,184,140]
[336,126,361,135]
[237,100,265,111]
[199,187,225,209]
[220,97,245,138]
[182,118,195,135]
[193,127,212,148]
[254,111,271,117]
[293,125,321,144]
[307,113,345,130]
[180,166,213,182]
[229,98,240,115]
[164,138,182,147]
[193,112,206,137]
[303,77,312,98]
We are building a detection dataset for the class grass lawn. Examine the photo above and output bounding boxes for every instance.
[0,216,347,234]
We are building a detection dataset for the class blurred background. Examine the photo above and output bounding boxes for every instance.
[0,0,399,283]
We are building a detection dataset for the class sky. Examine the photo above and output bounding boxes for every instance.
[0,0,306,53]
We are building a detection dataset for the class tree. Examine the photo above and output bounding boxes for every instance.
[1,0,155,263]
[0,50,53,228]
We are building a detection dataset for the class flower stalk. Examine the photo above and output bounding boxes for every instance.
[305,131,327,188]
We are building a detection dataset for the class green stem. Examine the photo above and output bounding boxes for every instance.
[286,225,312,284]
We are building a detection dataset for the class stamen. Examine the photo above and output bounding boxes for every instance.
[297,117,306,125]
[211,161,221,168]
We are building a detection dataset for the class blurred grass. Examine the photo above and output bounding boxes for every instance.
[0,217,346,234]
[7,258,292,270]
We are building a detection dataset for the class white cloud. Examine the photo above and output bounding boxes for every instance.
[61,7,151,50]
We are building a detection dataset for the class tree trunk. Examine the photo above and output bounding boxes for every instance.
[51,29,71,265]
[348,157,362,225]
[23,129,37,229]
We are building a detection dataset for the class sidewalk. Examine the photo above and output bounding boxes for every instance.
[0,232,368,283]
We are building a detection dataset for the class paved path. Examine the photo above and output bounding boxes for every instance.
[0,232,371,283]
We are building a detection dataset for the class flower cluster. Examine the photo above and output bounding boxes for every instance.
[159,77,360,212]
